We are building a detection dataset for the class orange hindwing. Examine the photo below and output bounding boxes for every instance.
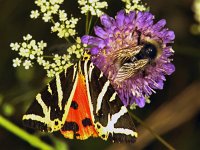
[60,73,98,140]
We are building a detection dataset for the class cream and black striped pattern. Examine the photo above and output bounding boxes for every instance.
[23,60,137,143]
[23,64,78,132]
[81,60,137,143]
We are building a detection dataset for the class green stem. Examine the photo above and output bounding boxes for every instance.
[85,12,89,34]
[0,115,54,150]
[129,112,176,150]
[88,16,93,34]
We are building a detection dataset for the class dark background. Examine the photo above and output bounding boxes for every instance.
[0,0,200,150]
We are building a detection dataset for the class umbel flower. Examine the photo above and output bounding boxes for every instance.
[82,10,175,108]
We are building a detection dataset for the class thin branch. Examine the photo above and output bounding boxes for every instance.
[129,112,175,150]
[132,81,200,149]
[0,115,54,150]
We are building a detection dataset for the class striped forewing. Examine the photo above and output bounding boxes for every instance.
[81,60,137,143]
[23,64,78,132]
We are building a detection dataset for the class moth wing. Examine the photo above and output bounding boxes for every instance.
[23,64,78,132]
[82,60,137,143]
[60,72,98,140]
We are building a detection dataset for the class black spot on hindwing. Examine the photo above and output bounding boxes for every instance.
[61,121,79,132]
[82,118,92,127]
[70,101,78,109]
[61,121,80,138]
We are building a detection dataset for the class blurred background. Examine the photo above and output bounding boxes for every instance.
[0,0,200,149]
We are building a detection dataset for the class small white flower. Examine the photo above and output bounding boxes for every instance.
[30,54,35,59]
[43,61,50,70]
[29,40,36,47]
[35,0,45,6]
[53,54,61,61]
[13,58,21,67]
[34,48,43,56]
[51,22,60,32]
[57,0,64,4]
[50,4,60,14]
[38,40,47,49]
[47,69,55,77]
[122,0,146,12]
[23,34,32,41]
[23,60,32,69]
[62,54,70,62]
[21,42,27,48]
[37,57,44,65]
[78,0,86,5]
[19,47,30,57]
[59,10,67,21]
[50,0,57,5]
[42,12,51,22]
[10,42,20,51]
[30,10,40,19]
[78,0,107,16]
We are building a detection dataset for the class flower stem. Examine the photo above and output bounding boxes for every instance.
[129,112,175,150]
[0,115,54,150]
[85,12,89,34]
[88,16,93,34]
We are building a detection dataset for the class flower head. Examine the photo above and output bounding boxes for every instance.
[78,0,108,17]
[81,10,175,108]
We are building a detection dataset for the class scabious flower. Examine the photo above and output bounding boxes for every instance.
[81,10,175,108]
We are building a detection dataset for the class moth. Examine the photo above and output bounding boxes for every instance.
[23,59,137,143]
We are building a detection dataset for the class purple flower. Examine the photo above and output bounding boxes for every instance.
[81,10,175,108]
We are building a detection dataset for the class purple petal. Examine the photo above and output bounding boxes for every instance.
[165,30,175,41]
[163,47,174,57]
[90,47,100,55]
[94,26,108,39]
[116,10,125,27]
[155,79,164,89]
[128,11,136,22]
[163,63,175,75]
[152,19,166,31]
[81,35,91,44]
[100,14,114,28]
[158,29,175,43]
[81,36,105,48]
[135,97,146,108]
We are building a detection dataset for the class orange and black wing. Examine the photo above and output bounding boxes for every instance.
[81,60,137,143]
[23,60,137,143]
[23,64,78,132]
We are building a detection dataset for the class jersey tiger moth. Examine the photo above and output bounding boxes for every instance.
[22,60,138,143]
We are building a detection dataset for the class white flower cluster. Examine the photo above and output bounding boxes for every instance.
[11,34,84,77]
[45,37,85,77]
[191,0,200,34]
[51,10,79,38]
[78,0,108,17]
[30,0,64,21]
[11,34,46,70]
[30,0,79,39]
[121,0,146,13]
